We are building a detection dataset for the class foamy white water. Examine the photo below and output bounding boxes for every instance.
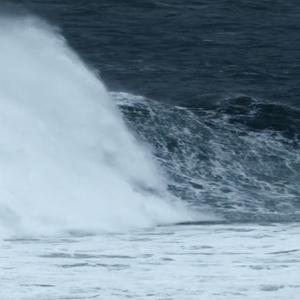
[1,224,299,300]
[0,15,193,237]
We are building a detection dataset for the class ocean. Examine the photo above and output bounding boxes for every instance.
[0,1,299,299]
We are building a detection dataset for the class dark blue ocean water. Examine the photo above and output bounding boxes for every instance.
[4,0,300,222]
[15,0,300,107]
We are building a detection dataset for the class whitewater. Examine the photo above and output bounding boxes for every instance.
[0,15,193,237]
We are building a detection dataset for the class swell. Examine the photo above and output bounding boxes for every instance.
[115,92,300,222]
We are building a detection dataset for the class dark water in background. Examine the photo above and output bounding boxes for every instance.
[4,0,300,221]
[13,0,300,107]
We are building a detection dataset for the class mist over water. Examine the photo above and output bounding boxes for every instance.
[0,15,193,237]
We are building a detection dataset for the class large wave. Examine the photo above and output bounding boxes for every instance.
[0,15,194,237]
[115,93,300,222]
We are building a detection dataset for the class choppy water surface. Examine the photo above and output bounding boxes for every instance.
[1,224,300,300]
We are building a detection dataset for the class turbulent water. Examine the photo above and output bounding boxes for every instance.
[0,16,193,237]
[1,1,300,299]
[115,92,300,223]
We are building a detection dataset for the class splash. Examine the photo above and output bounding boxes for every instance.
[0,15,193,237]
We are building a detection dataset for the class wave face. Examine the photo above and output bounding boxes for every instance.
[115,93,300,222]
[0,16,193,237]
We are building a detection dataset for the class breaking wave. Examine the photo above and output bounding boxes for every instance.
[0,16,194,237]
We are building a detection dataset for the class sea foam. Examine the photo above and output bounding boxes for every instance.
[0,15,192,237]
